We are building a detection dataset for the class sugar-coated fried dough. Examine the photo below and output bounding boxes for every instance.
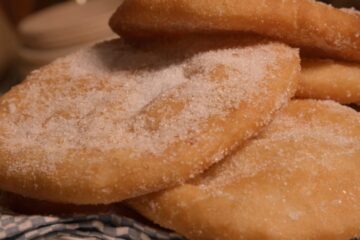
[110,0,360,62]
[0,35,299,204]
[0,192,142,219]
[297,58,360,104]
[130,100,360,240]
[0,192,117,215]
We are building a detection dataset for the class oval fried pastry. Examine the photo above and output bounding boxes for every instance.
[297,58,360,104]
[130,100,360,240]
[110,0,360,62]
[0,35,299,204]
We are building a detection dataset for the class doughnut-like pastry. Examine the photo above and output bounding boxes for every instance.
[0,35,300,204]
[130,100,360,240]
[353,104,360,112]
[0,191,119,215]
[110,0,360,62]
[297,58,360,104]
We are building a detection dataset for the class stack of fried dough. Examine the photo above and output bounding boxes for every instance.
[0,0,360,239]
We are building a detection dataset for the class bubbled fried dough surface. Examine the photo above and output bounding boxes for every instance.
[130,100,360,240]
[297,58,360,104]
[0,35,299,204]
[110,0,360,62]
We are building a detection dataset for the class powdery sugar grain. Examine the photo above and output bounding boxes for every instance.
[196,100,360,192]
[0,39,294,172]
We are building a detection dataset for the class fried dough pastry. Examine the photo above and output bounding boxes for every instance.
[0,35,300,204]
[110,0,360,62]
[0,192,143,220]
[0,191,118,215]
[130,100,360,240]
[297,58,360,104]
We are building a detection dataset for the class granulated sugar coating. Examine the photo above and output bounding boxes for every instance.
[130,100,360,240]
[296,58,360,104]
[0,35,299,204]
[110,0,360,62]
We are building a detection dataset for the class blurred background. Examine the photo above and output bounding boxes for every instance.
[0,0,359,93]
[0,0,121,93]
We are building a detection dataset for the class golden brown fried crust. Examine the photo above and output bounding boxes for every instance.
[0,192,117,215]
[130,100,360,240]
[0,36,299,204]
[110,0,360,62]
[297,58,360,104]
